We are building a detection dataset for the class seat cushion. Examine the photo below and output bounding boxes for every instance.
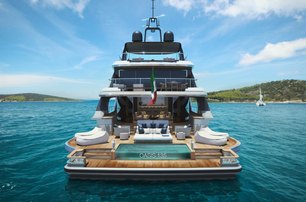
[161,127,167,134]
[138,127,144,134]
[144,128,151,134]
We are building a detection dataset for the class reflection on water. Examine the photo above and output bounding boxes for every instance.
[65,178,241,201]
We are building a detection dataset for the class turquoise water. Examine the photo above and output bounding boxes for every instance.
[1,101,306,201]
[116,144,190,160]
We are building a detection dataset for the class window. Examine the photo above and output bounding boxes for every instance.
[190,97,198,113]
[108,97,117,113]
[185,99,190,113]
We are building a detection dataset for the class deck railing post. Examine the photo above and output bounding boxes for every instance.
[112,140,116,149]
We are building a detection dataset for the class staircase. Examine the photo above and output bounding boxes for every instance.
[194,148,223,159]
[84,148,113,160]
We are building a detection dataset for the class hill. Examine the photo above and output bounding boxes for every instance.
[208,80,306,102]
[0,93,77,102]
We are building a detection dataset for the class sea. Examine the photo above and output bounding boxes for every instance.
[1,101,305,201]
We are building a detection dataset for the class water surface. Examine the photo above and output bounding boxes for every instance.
[1,102,305,201]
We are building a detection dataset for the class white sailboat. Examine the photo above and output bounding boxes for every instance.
[256,88,266,106]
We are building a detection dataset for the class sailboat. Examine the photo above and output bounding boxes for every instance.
[256,88,266,106]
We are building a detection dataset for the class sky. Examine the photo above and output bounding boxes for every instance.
[0,0,306,99]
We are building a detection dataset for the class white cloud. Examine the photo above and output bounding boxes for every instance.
[29,0,90,18]
[277,70,305,77]
[30,0,39,4]
[162,0,195,14]
[1,3,102,64]
[239,38,306,65]
[163,0,306,19]
[74,55,100,69]
[203,0,306,19]
[176,34,192,45]
[0,74,90,88]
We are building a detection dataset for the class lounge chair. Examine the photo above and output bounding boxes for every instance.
[75,127,101,138]
[75,127,109,146]
[199,127,229,139]
[195,131,227,146]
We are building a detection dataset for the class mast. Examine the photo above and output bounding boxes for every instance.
[259,88,263,101]
[152,0,155,17]
[144,0,162,42]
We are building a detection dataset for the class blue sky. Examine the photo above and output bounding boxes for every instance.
[0,0,306,99]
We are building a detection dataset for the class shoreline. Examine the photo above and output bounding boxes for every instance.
[1,100,304,104]
[209,101,306,104]
[0,100,82,103]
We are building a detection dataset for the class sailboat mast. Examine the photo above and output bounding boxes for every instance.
[259,88,263,101]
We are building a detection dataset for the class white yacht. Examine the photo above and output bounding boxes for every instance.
[64,1,241,180]
[256,88,266,106]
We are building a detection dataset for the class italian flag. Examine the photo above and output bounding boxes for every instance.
[148,70,157,105]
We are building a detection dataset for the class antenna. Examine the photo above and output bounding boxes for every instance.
[144,0,162,42]
[152,0,155,18]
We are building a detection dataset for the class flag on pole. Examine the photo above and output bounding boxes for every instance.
[148,70,157,105]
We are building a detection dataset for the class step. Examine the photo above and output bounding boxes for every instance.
[85,148,112,153]
[195,152,222,156]
[194,149,221,153]
[85,155,112,160]
[85,152,112,156]
[195,156,222,159]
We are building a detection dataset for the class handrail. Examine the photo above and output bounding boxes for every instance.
[110,77,196,85]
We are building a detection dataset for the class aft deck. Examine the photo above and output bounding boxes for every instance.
[65,133,241,180]
[67,134,240,151]
[66,132,240,170]
[65,118,241,182]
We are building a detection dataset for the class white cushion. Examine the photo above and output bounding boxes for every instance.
[144,128,150,134]
[155,128,162,134]
[134,134,153,141]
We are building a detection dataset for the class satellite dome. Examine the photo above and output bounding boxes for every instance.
[164,31,174,42]
[132,31,143,42]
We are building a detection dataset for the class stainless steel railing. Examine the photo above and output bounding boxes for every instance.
[110,78,197,91]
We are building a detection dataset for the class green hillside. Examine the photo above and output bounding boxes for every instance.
[0,93,76,102]
[208,80,306,102]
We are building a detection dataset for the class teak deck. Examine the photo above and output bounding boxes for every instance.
[68,134,239,150]
[67,133,239,169]
[86,159,220,168]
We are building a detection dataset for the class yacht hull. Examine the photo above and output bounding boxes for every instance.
[64,165,242,180]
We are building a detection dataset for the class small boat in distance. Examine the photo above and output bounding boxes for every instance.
[256,88,266,106]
